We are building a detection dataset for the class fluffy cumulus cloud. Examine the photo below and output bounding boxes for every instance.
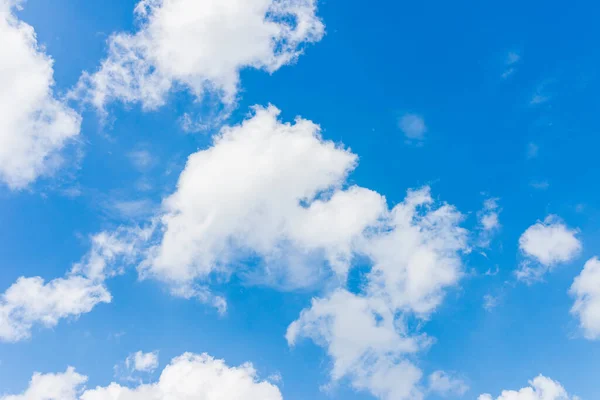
[428,370,469,397]
[570,257,600,340]
[287,188,468,399]
[125,350,160,373]
[287,289,425,400]
[2,353,282,400]
[74,0,324,112]
[478,375,577,400]
[0,227,150,342]
[0,276,110,343]
[141,105,386,289]
[0,367,87,400]
[0,0,81,189]
[516,215,581,282]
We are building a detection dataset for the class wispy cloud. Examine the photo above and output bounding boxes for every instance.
[501,51,520,79]
[399,113,427,142]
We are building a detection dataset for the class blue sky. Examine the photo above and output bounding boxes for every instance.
[1,0,600,399]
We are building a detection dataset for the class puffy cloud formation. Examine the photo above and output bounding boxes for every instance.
[428,370,469,397]
[74,0,324,112]
[0,276,110,342]
[2,353,282,400]
[288,188,468,399]
[0,367,87,400]
[287,289,425,400]
[570,257,600,340]
[517,215,581,282]
[125,350,159,373]
[0,0,81,189]
[0,227,150,342]
[141,105,386,288]
[478,375,576,400]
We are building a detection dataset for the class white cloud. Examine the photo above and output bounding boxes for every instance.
[0,226,152,342]
[125,350,159,373]
[0,0,81,189]
[3,353,282,400]
[0,276,110,342]
[287,289,426,400]
[516,215,581,282]
[141,105,386,287]
[478,375,577,400]
[570,257,600,340]
[477,197,501,248]
[74,0,324,113]
[0,367,87,400]
[287,188,468,399]
[399,114,427,141]
[428,370,469,397]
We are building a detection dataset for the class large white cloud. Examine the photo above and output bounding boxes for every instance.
[517,215,581,282]
[2,353,282,400]
[0,0,81,189]
[74,0,324,112]
[570,257,600,340]
[478,375,577,400]
[108,106,467,399]
[141,105,386,288]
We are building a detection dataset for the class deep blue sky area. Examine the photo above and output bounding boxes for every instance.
[1,1,599,399]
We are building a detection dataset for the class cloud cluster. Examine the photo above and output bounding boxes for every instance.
[74,0,324,112]
[0,105,470,398]
[478,375,577,400]
[1,353,282,400]
[570,257,600,340]
[287,188,468,399]
[517,215,581,282]
[0,0,81,189]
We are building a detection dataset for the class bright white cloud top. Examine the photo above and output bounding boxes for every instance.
[517,215,581,282]
[74,0,324,112]
[1,353,283,400]
[0,0,81,189]
[478,375,577,400]
[142,105,385,289]
[570,257,600,340]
